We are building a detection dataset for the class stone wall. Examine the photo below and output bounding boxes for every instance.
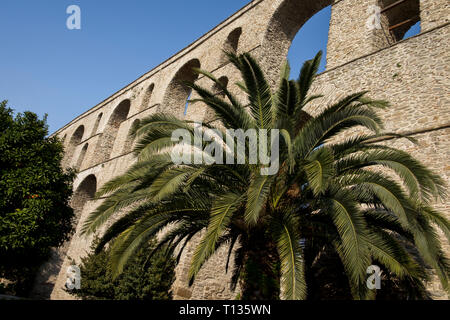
[37,0,449,300]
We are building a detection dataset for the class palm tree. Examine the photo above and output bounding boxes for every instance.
[81,51,449,300]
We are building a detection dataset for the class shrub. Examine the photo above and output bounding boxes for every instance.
[71,238,175,300]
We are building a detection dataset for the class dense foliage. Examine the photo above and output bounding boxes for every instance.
[80,52,449,300]
[0,100,75,296]
[70,239,175,300]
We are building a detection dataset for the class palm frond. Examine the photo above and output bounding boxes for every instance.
[245,174,274,225]
[189,192,244,283]
[297,51,322,106]
[271,210,307,300]
[236,53,273,129]
[325,189,371,299]
[303,146,335,196]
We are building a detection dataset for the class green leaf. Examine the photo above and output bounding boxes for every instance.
[245,174,274,225]
[303,146,335,195]
[189,192,243,282]
[271,211,307,300]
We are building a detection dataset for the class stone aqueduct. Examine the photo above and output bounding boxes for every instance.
[33,0,449,300]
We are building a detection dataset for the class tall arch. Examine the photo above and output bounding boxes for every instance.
[287,5,331,78]
[220,27,242,64]
[75,143,89,171]
[260,0,333,83]
[71,174,97,220]
[69,125,84,146]
[160,59,201,117]
[63,125,85,167]
[141,84,155,111]
[91,113,103,136]
[96,100,131,163]
[122,119,140,154]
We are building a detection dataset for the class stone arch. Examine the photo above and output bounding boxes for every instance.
[141,83,155,111]
[287,5,331,77]
[378,0,421,43]
[96,100,131,163]
[220,27,242,64]
[71,174,97,219]
[75,143,89,171]
[122,119,140,154]
[260,0,334,83]
[69,125,84,146]
[91,113,103,136]
[212,76,229,97]
[160,59,201,117]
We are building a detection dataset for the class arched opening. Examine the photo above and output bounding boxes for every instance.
[220,27,242,65]
[287,6,331,78]
[75,143,89,171]
[91,113,103,136]
[260,0,333,83]
[71,174,97,220]
[141,83,155,111]
[63,125,85,167]
[161,59,201,117]
[212,76,229,97]
[122,119,140,154]
[379,0,421,43]
[184,91,192,116]
[70,125,85,146]
[96,100,131,163]
[402,21,421,40]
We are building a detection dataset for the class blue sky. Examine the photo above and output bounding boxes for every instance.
[0,1,419,134]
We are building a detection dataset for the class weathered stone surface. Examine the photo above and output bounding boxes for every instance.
[35,0,449,300]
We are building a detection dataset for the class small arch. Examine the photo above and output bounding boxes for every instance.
[75,143,89,171]
[122,119,141,154]
[220,27,242,64]
[161,59,201,117]
[71,174,97,219]
[69,125,85,146]
[96,100,131,163]
[63,125,85,167]
[212,76,229,97]
[141,84,155,111]
[379,0,421,43]
[91,113,103,136]
[108,100,130,128]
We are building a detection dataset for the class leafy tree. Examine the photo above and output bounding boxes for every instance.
[70,238,175,300]
[0,100,75,296]
[80,52,449,300]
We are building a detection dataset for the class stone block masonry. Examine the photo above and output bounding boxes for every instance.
[31,0,449,300]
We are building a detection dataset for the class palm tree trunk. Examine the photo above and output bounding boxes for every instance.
[239,229,280,300]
